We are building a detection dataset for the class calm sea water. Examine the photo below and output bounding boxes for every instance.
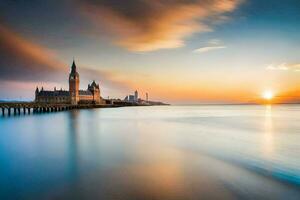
[1,105,300,199]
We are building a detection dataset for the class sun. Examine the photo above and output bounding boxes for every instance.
[262,90,274,100]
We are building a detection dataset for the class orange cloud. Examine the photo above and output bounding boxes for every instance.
[0,24,133,98]
[0,24,66,81]
[79,0,243,52]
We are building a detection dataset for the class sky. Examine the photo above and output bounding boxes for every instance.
[0,0,300,103]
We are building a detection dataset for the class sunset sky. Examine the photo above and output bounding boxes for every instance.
[0,0,300,103]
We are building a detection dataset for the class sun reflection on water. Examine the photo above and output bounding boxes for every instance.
[262,105,274,158]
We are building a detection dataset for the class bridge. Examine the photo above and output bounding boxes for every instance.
[0,102,117,116]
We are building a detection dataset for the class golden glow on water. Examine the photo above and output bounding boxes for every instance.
[262,105,274,157]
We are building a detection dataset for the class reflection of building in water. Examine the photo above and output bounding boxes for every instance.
[35,60,104,105]
[66,111,80,181]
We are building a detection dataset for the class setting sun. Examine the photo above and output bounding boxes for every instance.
[263,91,274,100]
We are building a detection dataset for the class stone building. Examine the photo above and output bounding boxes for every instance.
[35,60,103,105]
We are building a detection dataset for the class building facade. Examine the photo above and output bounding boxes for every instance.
[35,60,103,105]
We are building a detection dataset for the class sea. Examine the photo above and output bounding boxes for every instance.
[1,105,300,199]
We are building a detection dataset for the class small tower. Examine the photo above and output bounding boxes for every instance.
[88,80,101,104]
[35,87,39,102]
[69,60,80,105]
[134,90,138,102]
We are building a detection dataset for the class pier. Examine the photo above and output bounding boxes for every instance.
[0,102,120,117]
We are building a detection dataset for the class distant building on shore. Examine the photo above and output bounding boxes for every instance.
[124,90,139,103]
[35,60,103,105]
[134,90,138,101]
[122,90,168,106]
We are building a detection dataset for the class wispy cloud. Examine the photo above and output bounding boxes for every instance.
[0,24,132,96]
[288,63,300,71]
[0,23,66,82]
[193,46,226,53]
[79,0,243,52]
[208,39,222,45]
[266,63,300,71]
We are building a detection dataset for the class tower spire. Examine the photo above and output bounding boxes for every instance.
[71,58,76,73]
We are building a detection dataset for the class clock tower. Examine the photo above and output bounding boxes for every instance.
[69,60,80,105]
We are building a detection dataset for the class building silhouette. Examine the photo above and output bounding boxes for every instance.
[124,90,139,103]
[35,60,103,105]
[134,90,138,102]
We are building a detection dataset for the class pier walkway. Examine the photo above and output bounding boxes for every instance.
[0,102,118,116]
